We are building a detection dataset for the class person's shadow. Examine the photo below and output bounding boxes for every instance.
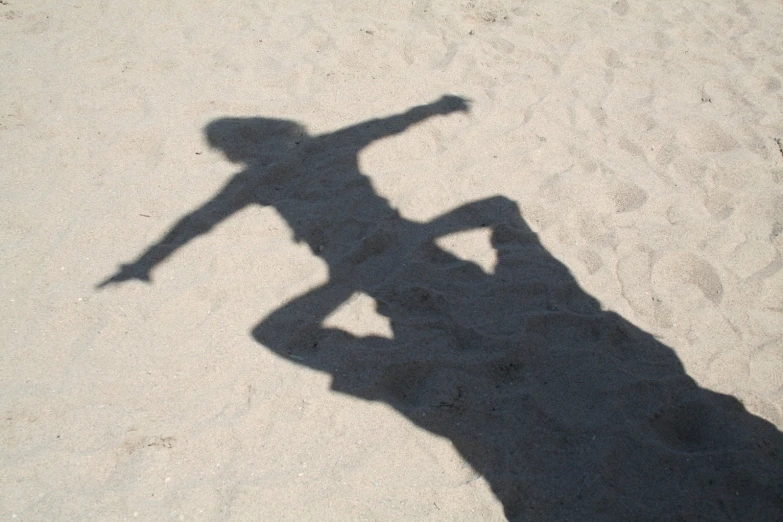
[99,97,783,521]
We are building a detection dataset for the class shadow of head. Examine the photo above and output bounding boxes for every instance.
[205,117,308,165]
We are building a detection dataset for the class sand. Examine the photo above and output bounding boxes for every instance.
[2,0,783,520]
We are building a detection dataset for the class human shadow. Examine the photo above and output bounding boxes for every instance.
[99,97,783,520]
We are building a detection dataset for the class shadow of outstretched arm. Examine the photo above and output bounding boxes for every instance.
[329,95,470,150]
[97,172,253,288]
[426,195,525,238]
[252,281,355,363]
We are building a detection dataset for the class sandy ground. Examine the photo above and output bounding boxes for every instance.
[2,1,783,520]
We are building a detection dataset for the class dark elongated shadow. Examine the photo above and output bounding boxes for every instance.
[99,97,783,521]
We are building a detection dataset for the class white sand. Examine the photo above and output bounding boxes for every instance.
[2,1,783,520]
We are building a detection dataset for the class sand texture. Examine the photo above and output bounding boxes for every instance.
[3,1,783,520]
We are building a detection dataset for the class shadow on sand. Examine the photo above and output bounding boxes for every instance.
[100,97,783,520]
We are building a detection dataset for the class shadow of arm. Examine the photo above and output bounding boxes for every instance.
[252,282,355,364]
[97,173,253,288]
[426,195,526,238]
[331,95,470,150]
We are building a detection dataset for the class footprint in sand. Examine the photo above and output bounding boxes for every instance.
[651,251,723,304]
[703,189,734,220]
[678,118,739,154]
[611,0,629,16]
[749,339,783,395]
[610,180,648,213]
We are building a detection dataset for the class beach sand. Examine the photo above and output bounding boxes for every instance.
[2,1,783,520]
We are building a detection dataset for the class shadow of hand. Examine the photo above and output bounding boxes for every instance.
[435,95,472,115]
[96,263,151,289]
